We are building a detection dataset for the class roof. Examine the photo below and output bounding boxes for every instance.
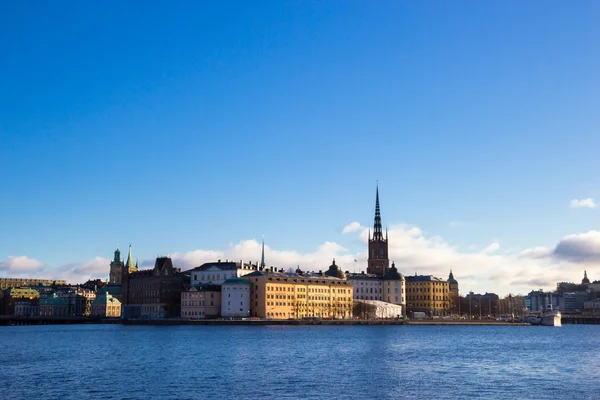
[448,271,458,284]
[191,261,240,272]
[405,275,448,283]
[383,264,404,281]
[189,283,222,292]
[243,270,350,285]
[40,295,67,306]
[92,291,121,305]
[5,287,40,297]
[347,273,382,281]
[222,277,251,285]
[324,259,346,280]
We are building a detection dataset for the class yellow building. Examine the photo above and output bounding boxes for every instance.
[244,267,353,319]
[91,288,122,318]
[405,275,451,317]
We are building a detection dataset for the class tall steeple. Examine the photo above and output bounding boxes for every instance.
[367,184,389,276]
[125,244,137,272]
[373,184,383,240]
[260,239,266,268]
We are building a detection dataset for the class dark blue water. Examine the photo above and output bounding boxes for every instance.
[1,324,599,399]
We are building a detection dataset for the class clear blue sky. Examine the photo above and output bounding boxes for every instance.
[1,2,599,292]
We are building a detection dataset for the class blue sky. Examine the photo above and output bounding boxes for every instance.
[1,2,600,295]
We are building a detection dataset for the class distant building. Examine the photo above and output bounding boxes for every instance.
[0,278,66,290]
[1,287,40,316]
[39,293,68,317]
[14,301,39,317]
[447,270,459,314]
[221,278,252,318]
[582,270,591,285]
[346,272,383,301]
[121,256,189,319]
[405,275,450,316]
[189,260,255,286]
[181,284,221,319]
[244,266,353,319]
[498,294,527,316]
[91,288,121,318]
[56,287,96,316]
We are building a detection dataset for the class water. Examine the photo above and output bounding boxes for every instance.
[1,324,599,399]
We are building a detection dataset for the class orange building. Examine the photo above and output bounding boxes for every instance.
[244,267,353,319]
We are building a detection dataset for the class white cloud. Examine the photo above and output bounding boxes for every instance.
[0,256,45,274]
[481,242,500,254]
[7,226,600,297]
[342,222,362,234]
[570,198,597,209]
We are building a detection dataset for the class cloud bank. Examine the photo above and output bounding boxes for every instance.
[3,228,599,297]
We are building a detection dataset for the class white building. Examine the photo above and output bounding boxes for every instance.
[354,300,403,319]
[347,273,383,301]
[347,263,405,309]
[221,278,252,318]
[189,261,255,285]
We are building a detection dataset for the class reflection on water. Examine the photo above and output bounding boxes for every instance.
[1,324,598,399]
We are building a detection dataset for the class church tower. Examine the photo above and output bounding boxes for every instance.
[367,185,389,275]
[109,248,124,284]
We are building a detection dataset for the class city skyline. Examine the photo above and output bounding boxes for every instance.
[1,2,600,296]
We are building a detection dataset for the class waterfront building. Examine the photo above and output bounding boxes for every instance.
[180,284,221,319]
[353,300,403,319]
[0,278,67,290]
[346,272,383,301]
[1,287,40,316]
[121,256,189,319]
[189,260,255,286]
[367,186,390,275]
[56,287,96,316]
[39,293,68,316]
[244,266,353,319]
[448,270,459,314]
[221,278,252,318]
[461,292,500,318]
[583,299,600,312]
[405,275,450,316]
[498,294,527,317]
[14,301,39,317]
[91,288,121,318]
[109,245,138,284]
[348,262,405,307]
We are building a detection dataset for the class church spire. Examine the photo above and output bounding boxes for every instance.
[126,244,135,271]
[582,270,590,284]
[373,184,383,240]
[260,238,266,268]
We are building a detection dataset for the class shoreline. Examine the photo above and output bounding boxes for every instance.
[1,315,530,326]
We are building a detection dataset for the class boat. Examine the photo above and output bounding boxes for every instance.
[541,307,561,327]
[527,305,561,327]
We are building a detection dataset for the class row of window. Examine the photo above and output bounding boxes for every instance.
[407,295,449,301]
